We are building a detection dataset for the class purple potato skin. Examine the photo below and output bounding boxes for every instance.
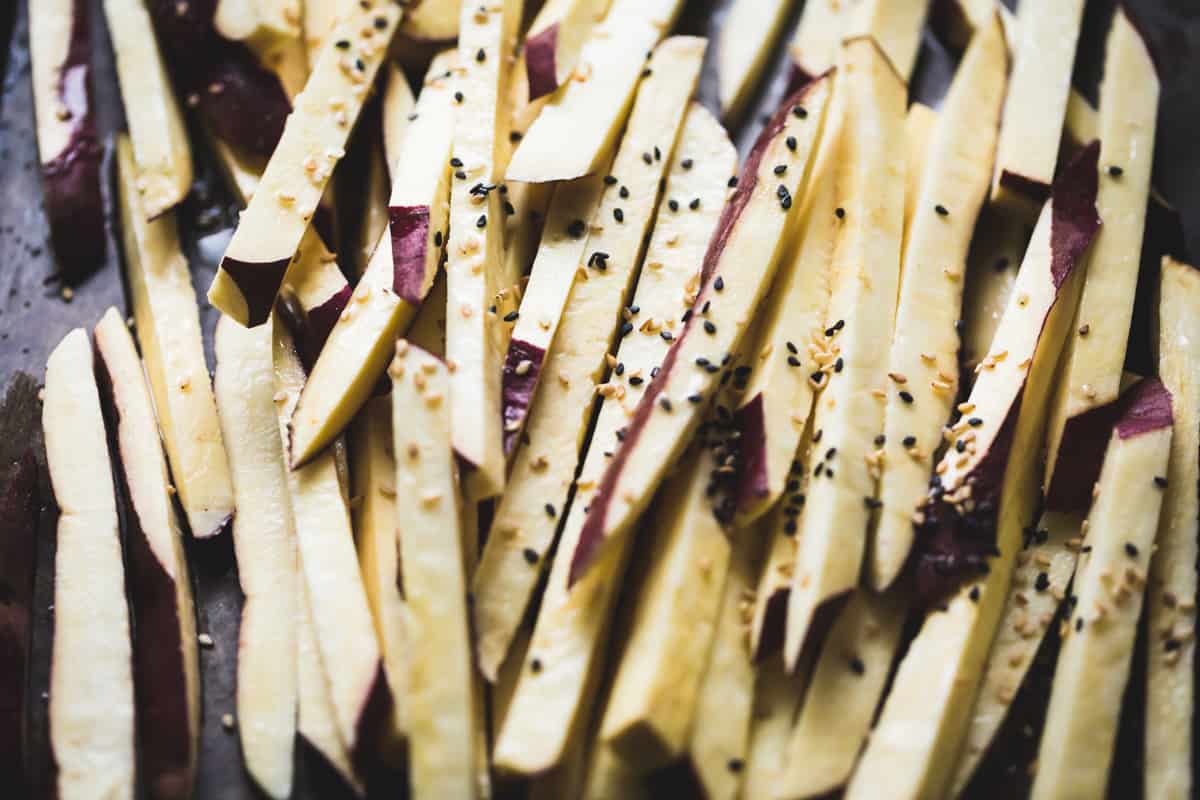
[500,339,546,456]
[93,343,197,800]
[732,393,769,510]
[911,143,1102,602]
[145,0,290,158]
[388,204,432,305]
[39,0,105,284]
[525,23,560,101]
[570,79,828,585]
[0,452,38,796]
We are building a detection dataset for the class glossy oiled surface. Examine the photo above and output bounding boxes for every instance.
[0,0,1195,797]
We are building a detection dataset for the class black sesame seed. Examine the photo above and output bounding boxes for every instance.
[689,198,701,210]
[642,152,653,165]
[1165,638,1182,651]
[864,497,882,509]
[834,357,844,373]
[375,16,389,29]
[728,759,744,773]
[454,91,464,103]
[774,164,787,176]
[993,257,1010,271]
[704,321,717,335]
[969,417,983,427]
[509,131,523,142]
[1075,617,1083,632]
[531,658,543,673]
[688,394,702,403]
[336,39,350,49]
[848,657,865,675]
[786,341,798,354]
[903,435,917,448]
[567,219,586,238]
[714,276,724,291]
[825,447,837,460]
[660,397,673,412]
[874,434,886,446]
[1034,572,1049,592]
[654,146,661,161]
[450,157,463,167]
[784,520,798,535]
[614,208,625,222]
[619,186,630,199]
[615,362,625,376]
[455,170,467,180]
[787,355,801,367]
[504,201,516,215]
[661,330,674,341]
[522,548,538,565]
[969,586,980,602]
[696,357,710,367]
[476,47,486,62]
[935,204,949,216]
[956,440,967,453]
[728,176,739,188]
[629,376,644,386]
[669,199,679,212]
[1125,542,1139,558]
[681,158,694,169]
[1108,165,1124,177]
[503,310,518,322]
[1154,476,1169,489]
[835,207,845,219]
[545,504,556,518]
[604,175,618,186]
[434,231,443,247]
[620,321,633,337]
[786,136,797,151]
[899,390,914,404]
[793,105,808,119]
[476,215,488,228]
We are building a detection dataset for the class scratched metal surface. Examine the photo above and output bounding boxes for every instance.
[0,0,1195,798]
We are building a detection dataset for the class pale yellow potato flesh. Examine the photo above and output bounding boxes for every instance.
[213,317,298,799]
[788,0,862,81]
[732,79,844,527]
[1032,422,1172,799]
[778,589,907,799]
[577,72,833,584]
[1145,256,1200,800]
[443,0,523,497]
[296,579,361,794]
[473,40,706,681]
[390,344,480,800]
[847,152,1095,800]
[687,528,765,800]
[399,0,458,42]
[717,0,797,121]
[116,137,235,539]
[505,0,684,182]
[844,0,928,81]
[273,324,383,764]
[208,2,402,326]
[104,0,193,217]
[43,329,136,800]
[289,52,455,468]
[350,397,408,760]
[902,102,938,251]
[871,14,1007,590]
[989,0,1086,214]
[783,40,905,669]
[598,445,732,770]
[741,657,807,799]
[1042,9,1159,492]
[93,308,201,798]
